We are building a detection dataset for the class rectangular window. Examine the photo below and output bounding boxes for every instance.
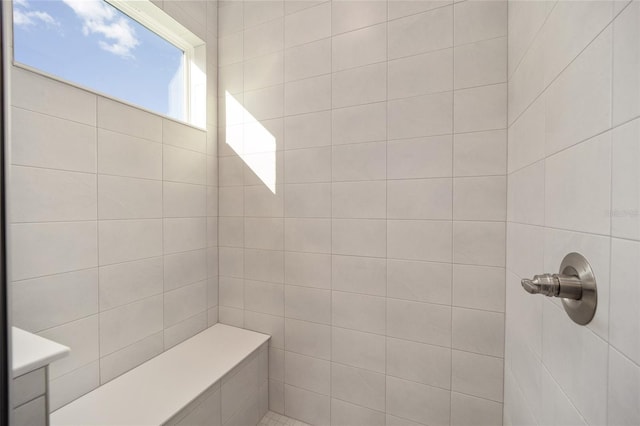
[12,0,205,126]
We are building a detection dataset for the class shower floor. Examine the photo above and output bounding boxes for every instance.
[258,411,310,426]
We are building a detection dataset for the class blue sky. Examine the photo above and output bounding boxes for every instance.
[13,0,185,118]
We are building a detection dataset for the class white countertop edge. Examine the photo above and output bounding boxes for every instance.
[12,327,70,378]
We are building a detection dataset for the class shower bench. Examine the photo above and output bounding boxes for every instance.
[50,324,270,426]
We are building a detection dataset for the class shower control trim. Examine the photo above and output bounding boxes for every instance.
[521,252,597,325]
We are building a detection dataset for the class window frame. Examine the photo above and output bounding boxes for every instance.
[11,0,206,128]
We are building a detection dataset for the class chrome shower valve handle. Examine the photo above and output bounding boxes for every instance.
[520,253,597,325]
[521,273,582,300]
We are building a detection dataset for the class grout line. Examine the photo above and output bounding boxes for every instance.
[383,0,389,415]
[161,113,166,352]
[222,32,506,91]
[240,312,506,360]
[506,0,557,83]
[605,13,615,425]
[507,114,640,177]
[328,2,333,421]
[95,95,102,386]
[279,0,288,415]
[239,0,247,338]
[450,3,456,421]
[13,64,204,134]
[502,0,510,422]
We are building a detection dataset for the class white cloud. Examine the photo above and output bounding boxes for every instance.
[62,0,139,58]
[13,0,59,28]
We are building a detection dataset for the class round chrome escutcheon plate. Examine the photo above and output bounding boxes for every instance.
[560,252,597,325]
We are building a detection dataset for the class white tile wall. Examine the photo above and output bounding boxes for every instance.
[505,1,640,425]
[9,0,218,410]
[218,0,507,424]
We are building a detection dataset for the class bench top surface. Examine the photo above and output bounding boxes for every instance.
[50,324,270,426]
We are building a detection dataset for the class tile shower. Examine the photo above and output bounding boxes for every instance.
[4,0,640,425]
